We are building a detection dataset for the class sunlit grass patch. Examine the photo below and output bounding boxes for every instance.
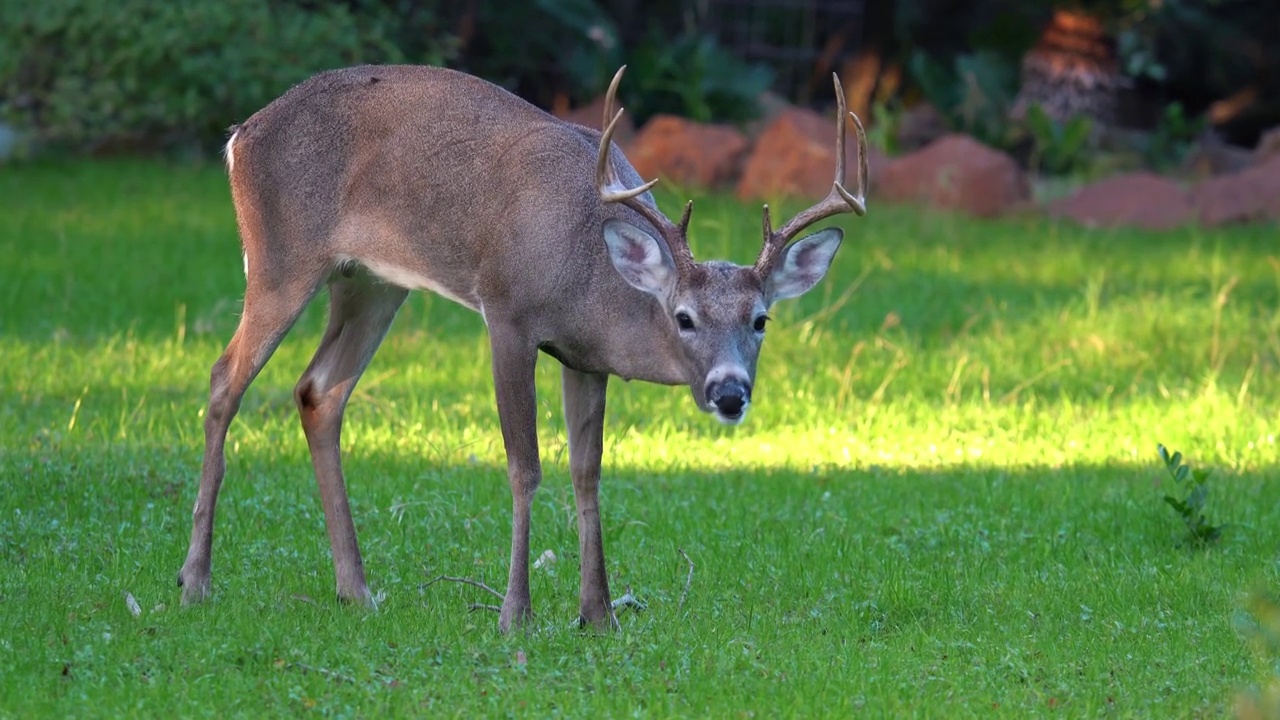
[1,159,1278,717]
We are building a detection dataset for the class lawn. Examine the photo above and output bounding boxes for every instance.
[1,159,1278,718]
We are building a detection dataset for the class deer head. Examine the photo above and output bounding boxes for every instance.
[596,67,868,424]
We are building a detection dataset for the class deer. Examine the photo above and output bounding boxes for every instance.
[177,63,867,632]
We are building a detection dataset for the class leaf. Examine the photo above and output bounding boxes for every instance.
[1164,496,1187,515]
[1186,483,1208,512]
[1157,444,1170,466]
[124,592,142,618]
[1059,116,1092,155]
[1025,103,1053,142]
[1192,468,1210,483]
[1170,451,1183,470]
[1175,464,1190,483]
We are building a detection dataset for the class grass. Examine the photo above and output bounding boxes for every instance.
[2,158,1279,718]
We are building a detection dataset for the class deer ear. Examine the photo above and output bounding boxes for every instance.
[602,219,676,296]
[766,227,842,302]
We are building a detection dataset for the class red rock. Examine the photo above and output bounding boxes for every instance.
[625,115,749,189]
[877,134,1029,217]
[896,102,949,152]
[1048,172,1192,230]
[1254,126,1280,162]
[735,107,886,201]
[1193,154,1280,226]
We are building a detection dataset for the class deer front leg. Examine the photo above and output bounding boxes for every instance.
[489,326,541,633]
[561,367,618,630]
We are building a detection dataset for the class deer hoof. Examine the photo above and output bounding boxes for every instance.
[177,569,211,606]
[336,584,377,610]
[577,610,621,632]
[498,600,533,633]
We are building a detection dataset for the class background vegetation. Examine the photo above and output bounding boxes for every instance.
[1,0,1276,160]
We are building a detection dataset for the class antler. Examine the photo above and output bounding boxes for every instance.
[596,66,695,270]
[754,72,868,276]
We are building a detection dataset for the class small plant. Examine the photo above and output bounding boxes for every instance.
[1143,103,1205,171]
[1157,444,1225,546]
[907,49,1019,150]
[1023,103,1093,176]
[865,100,904,156]
[563,28,773,125]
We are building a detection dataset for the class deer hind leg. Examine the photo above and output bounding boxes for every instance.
[561,367,618,630]
[294,277,408,606]
[179,262,324,605]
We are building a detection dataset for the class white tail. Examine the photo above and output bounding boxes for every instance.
[178,64,868,631]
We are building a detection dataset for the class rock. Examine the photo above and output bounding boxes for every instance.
[1047,172,1192,229]
[896,102,949,152]
[625,115,749,189]
[1183,131,1255,177]
[1193,154,1280,226]
[1254,126,1280,163]
[877,134,1029,217]
[735,106,886,201]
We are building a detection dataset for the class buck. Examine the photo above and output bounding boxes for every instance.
[178,64,867,632]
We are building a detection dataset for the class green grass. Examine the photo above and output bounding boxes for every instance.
[2,158,1279,718]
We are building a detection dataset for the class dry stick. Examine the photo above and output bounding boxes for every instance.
[611,585,647,614]
[468,603,501,614]
[422,573,505,601]
[289,662,356,684]
[677,548,695,610]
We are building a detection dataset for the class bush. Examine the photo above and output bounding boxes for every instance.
[564,28,774,126]
[0,0,417,155]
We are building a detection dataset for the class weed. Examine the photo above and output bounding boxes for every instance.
[1157,444,1226,547]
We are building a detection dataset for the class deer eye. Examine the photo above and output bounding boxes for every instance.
[753,315,769,333]
[675,311,695,331]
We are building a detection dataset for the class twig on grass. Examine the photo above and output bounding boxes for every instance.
[611,586,647,614]
[422,573,505,601]
[468,603,501,614]
[678,547,695,610]
[289,662,356,684]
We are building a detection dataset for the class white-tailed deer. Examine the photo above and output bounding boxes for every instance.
[178,64,867,631]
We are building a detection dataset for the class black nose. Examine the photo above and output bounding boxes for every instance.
[708,379,750,416]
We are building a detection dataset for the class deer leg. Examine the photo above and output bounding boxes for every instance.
[179,268,322,605]
[561,367,618,630]
[488,325,541,633]
[295,278,408,606]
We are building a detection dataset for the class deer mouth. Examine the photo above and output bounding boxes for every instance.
[710,400,749,425]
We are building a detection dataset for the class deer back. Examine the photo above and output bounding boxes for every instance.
[227,65,664,342]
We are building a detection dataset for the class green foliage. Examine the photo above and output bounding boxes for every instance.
[908,49,1019,149]
[1157,444,1225,547]
[564,28,774,125]
[452,0,615,105]
[0,0,414,154]
[1143,102,1206,171]
[1023,103,1094,175]
[865,101,906,156]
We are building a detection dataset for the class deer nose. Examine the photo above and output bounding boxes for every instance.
[707,379,750,417]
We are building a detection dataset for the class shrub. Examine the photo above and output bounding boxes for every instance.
[0,0,416,155]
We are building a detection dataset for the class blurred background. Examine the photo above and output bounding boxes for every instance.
[2,0,1276,178]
